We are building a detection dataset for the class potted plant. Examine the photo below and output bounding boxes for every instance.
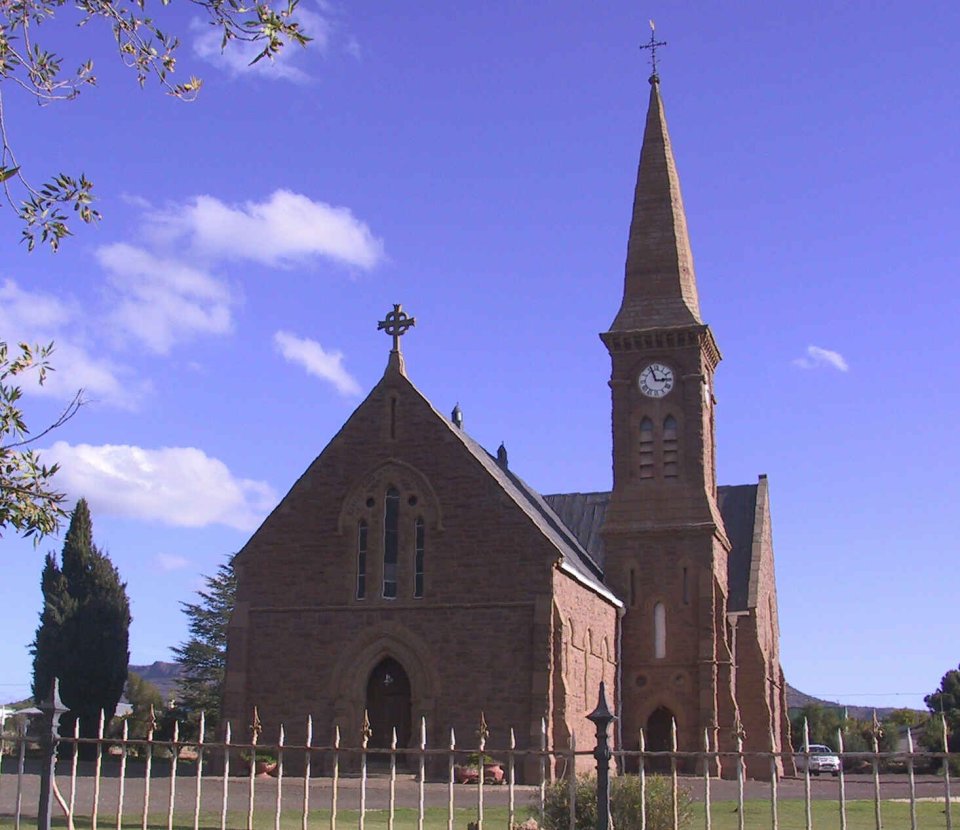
[454,753,504,784]
[242,749,278,777]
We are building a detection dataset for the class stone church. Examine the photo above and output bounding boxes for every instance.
[222,74,791,779]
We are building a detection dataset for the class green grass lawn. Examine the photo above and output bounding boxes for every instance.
[694,799,952,829]
[52,800,954,830]
[55,806,517,829]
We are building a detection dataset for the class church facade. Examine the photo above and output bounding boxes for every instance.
[222,75,791,779]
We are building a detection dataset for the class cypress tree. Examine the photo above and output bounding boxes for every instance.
[31,553,75,705]
[31,498,131,744]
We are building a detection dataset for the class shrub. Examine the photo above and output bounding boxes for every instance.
[541,772,693,830]
[465,752,501,767]
[613,773,693,830]
[541,772,596,830]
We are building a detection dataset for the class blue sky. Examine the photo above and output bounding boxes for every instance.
[2,2,958,714]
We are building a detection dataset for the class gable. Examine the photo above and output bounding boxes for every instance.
[235,363,616,607]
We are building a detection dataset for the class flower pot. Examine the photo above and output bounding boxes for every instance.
[483,763,504,784]
[255,760,278,777]
[454,764,479,784]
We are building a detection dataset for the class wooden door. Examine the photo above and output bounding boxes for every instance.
[366,657,412,751]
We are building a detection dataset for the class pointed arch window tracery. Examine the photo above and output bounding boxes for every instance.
[343,463,439,602]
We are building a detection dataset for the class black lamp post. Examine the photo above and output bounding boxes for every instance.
[37,678,68,830]
[587,682,617,830]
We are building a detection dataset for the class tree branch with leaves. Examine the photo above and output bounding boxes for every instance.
[0,0,310,250]
[0,340,83,541]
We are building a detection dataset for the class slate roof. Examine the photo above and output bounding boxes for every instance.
[423,392,619,607]
[543,485,760,611]
[716,484,759,612]
[542,492,610,565]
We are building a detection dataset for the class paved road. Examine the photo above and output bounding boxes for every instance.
[1,761,954,822]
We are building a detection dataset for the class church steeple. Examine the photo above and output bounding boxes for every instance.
[600,57,733,769]
[599,63,723,517]
[610,77,702,332]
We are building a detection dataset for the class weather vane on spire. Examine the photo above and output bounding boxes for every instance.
[639,19,667,83]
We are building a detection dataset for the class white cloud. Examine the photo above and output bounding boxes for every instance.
[155,553,191,572]
[344,36,362,60]
[274,330,361,396]
[147,190,384,269]
[0,278,74,330]
[191,5,332,82]
[96,243,233,354]
[44,441,278,531]
[38,342,149,410]
[793,345,849,372]
[0,279,147,409]
[88,188,381,357]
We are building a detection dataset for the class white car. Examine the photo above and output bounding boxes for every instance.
[795,744,841,776]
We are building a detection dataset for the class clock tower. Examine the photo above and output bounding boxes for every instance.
[600,74,737,767]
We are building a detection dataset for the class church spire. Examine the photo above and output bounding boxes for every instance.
[610,76,702,332]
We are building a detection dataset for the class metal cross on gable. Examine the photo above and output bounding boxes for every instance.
[639,19,667,81]
[377,303,416,353]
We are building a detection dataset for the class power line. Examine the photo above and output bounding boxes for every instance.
[800,692,929,704]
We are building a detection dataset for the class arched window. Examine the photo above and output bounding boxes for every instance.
[414,516,425,598]
[356,520,368,599]
[663,415,678,477]
[654,602,666,659]
[383,487,399,598]
[639,418,654,479]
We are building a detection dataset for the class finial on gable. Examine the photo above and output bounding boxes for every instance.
[378,303,416,374]
[496,442,508,470]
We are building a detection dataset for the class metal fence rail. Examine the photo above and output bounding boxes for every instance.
[0,698,955,830]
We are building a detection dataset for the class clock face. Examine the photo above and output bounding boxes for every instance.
[638,363,674,398]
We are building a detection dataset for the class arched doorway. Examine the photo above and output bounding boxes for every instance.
[365,657,412,754]
[646,706,675,772]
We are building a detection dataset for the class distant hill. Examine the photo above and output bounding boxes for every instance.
[129,661,183,702]
[785,683,910,722]
[8,664,923,721]
[126,664,914,722]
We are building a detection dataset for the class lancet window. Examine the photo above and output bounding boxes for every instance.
[663,415,678,477]
[356,520,368,599]
[654,602,666,659]
[414,517,425,598]
[639,418,655,479]
[383,487,400,598]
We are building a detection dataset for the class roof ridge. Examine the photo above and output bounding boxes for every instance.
[399,381,617,605]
